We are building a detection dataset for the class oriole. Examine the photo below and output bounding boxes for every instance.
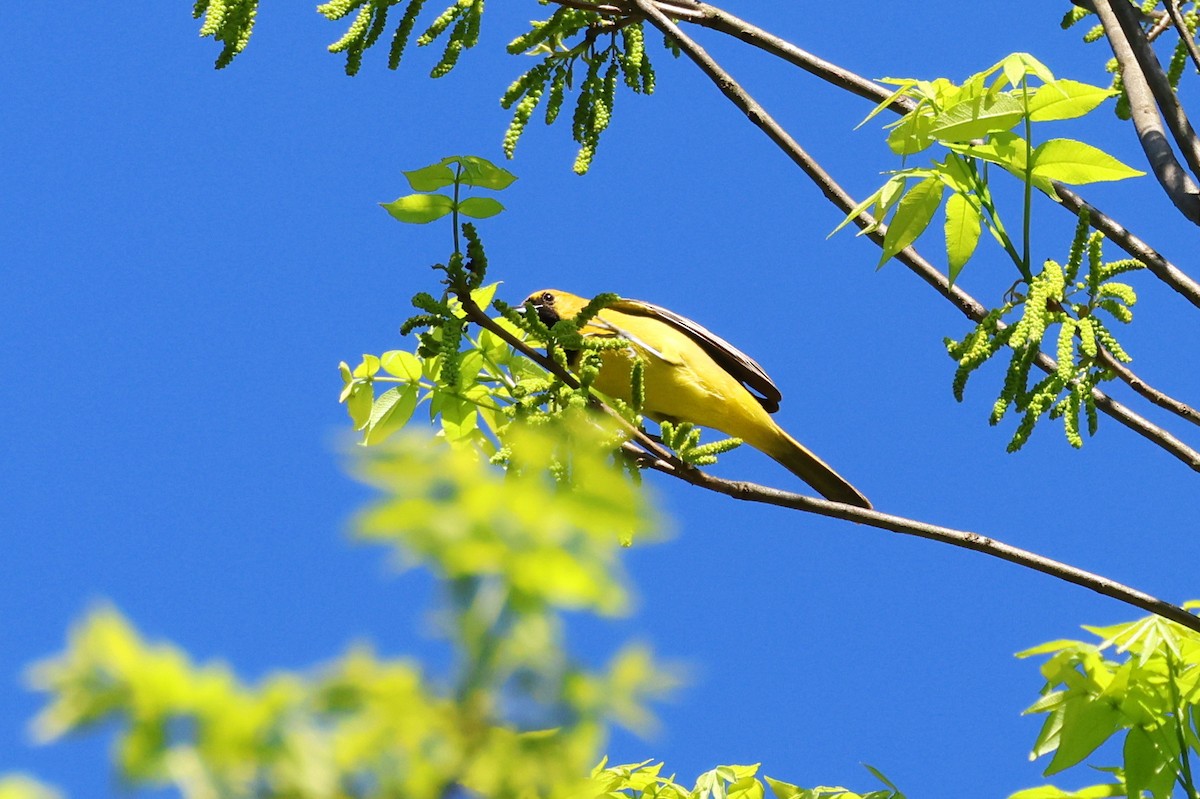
[524,290,871,509]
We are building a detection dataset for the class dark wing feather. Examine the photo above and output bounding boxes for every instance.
[609,297,783,413]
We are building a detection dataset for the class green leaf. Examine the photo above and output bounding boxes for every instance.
[381,350,423,381]
[353,354,381,378]
[1043,695,1122,775]
[886,111,936,155]
[470,281,499,310]
[380,194,455,224]
[763,777,801,799]
[929,93,1024,141]
[450,155,518,189]
[830,185,885,237]
[346,383,373,430]
[1028,80,1116,122]
[879,177,944,266]
[861,764,902,795]
[949,131,1029,173]
[438,394,479,442]
[364,384,419,445]
[944,191,981,283]
[1122,726,1167,799]
[1031,139,1146,185]
[457,196,505,219]
[403,163,456,191]
[1001,52,1057,89]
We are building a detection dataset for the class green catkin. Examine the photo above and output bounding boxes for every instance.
[431,13,469,77]
[329,2,373,53]
[621,24,645,90]
[545,70,567,125]
[1056,320,1077,383]
[630,358,645,413]
[1092,318,1133,362]
[639,52,657,94]
[1098,282,1137,306]
[363,0,391,49]
[400,314,441,335]
[503,81,544,157]
[1098,258,1145,280]
[1169,38,1189,87]
[438,319,464,387]
[462,223,486,286]
[500,73,530,110]
[571,293,619,327]
[507,18,551,54]
[1084,385,1099,435]
[1086,232,1104,296]
[572,57,603,143]
[199,0,229,34]
[1064,385,1084,448]
[1065,208,1090,282]
[1084,23,1105,42]
[1061,5,1091,27]
[1077,316,1098,358]
[1098,299,1134,324]
[417,0,466,46]
[388,0,427,68]
[462,0,483,48]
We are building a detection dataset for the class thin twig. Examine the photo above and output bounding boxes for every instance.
[1165,0,1200,73]
[626,0,1200,471]
[1092,0,1200,223]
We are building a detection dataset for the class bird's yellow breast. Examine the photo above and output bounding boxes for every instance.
[584,309,779,450]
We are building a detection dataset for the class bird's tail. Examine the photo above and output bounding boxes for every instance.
[758,426,872,509]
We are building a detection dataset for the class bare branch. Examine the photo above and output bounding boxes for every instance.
[624,0,1200,471]
[635,453,1200,636]
[1092,0,1200,223]
[456,285,1200,636]
[1165,0,1200,74]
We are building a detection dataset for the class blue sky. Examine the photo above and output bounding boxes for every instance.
[4,3,1200,798]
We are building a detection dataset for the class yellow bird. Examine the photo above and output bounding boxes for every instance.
[524,290,871,509]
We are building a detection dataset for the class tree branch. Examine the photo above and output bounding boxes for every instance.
[1092,0,1200,224]
[624,0,1200,471]
[634,451,1200,636]
[455,284,1200,637]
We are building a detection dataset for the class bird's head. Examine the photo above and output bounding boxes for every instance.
[522,289,587,328]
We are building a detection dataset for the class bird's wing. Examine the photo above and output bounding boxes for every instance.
[608,297,783,413]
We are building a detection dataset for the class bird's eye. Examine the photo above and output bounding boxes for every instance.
[541,292,554,305]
